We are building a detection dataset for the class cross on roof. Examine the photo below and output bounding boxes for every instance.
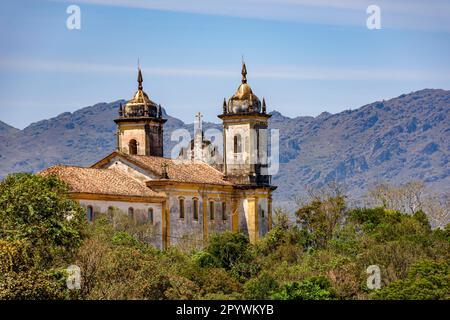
[161,162,169,179]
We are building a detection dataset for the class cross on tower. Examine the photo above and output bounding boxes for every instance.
[195,112,203,123]
[195,111,203,133]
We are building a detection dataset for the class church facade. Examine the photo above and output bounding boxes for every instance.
[40,63,276,249]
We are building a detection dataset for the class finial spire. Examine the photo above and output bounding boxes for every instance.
[241,58,247,84]
[223,98,227,114]
[119,102,123,116]
[137,59,143,90]
[262,97,267,114]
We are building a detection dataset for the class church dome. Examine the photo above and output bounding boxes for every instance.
[119,67,161,118]
[225,62,263,114]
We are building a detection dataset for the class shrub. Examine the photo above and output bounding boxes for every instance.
[205,232,251,270]
[271,276,337,300]
[243,271,279,300]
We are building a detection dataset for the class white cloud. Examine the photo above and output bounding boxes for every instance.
[1,57,448,81]
[55,0,450,31]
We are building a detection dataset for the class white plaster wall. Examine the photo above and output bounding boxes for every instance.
[225,123,250,167]
[106,157,157,183]
[240,198,249,234]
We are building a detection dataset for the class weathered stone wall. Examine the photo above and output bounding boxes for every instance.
[169,194,204,247]
[118,125,147,155]
[167,190,233,247]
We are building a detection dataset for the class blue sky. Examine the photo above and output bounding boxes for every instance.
[0,0,449,129]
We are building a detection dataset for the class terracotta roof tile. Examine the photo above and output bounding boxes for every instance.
[122,153,232,186]
[39,165,165,198]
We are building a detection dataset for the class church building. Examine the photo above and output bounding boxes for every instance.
[40,62,276,249]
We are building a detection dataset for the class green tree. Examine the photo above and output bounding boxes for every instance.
[374,260,449,300]
[296,195,346,249]
[0,173,86,299]
[0,173,86,266]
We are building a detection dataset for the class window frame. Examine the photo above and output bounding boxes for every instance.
[128,207,134,220]
[222,202,227,221]
[129,139,138,155]
[148,208,154,224]
[233,134,242,154]
[86,205,94,222]
[193,198,199,221]
[209,200,215,220]
[179,197,185,219]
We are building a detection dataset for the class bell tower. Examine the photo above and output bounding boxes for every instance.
[115,67,167,156]
[218,62,271,186]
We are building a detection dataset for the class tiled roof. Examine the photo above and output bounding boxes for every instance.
[39,165,165,198]
[120,153,232,186]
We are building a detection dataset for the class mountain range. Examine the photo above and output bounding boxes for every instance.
[0,89,449,207]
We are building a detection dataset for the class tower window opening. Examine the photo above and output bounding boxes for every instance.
[129,139,138,155]
[234,134,242,154]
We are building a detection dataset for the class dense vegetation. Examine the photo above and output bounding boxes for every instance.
[0,173,449,300]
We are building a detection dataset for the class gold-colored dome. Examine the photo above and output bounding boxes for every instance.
[226,62,262,113]
[130,89,152,104]
[119,67,161,118]
[233,83,254,100]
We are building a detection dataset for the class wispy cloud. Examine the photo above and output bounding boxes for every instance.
[1,57,449,81]
[56,0,450,31]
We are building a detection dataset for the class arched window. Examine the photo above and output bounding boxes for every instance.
[222,202,227,221]
[107,206,114,221]
[233,134,242,154]
[179,198,185,219]
[86,206,94,222]
[193,198,199,220]
[148,208,154,224]
[129,139,138,155]
[209,201,215,220]
[128,207,134,220]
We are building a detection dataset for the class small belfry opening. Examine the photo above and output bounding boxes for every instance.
[129,139,138,155]
[234,134,242,154]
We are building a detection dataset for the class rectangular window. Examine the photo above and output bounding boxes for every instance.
[128,207,134,220]
[222,202,227,221]
[193,199,199,220]
[179,198,185,219]
[148,208,154,224]
[87,206,94,223]
[209,201,215,220]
